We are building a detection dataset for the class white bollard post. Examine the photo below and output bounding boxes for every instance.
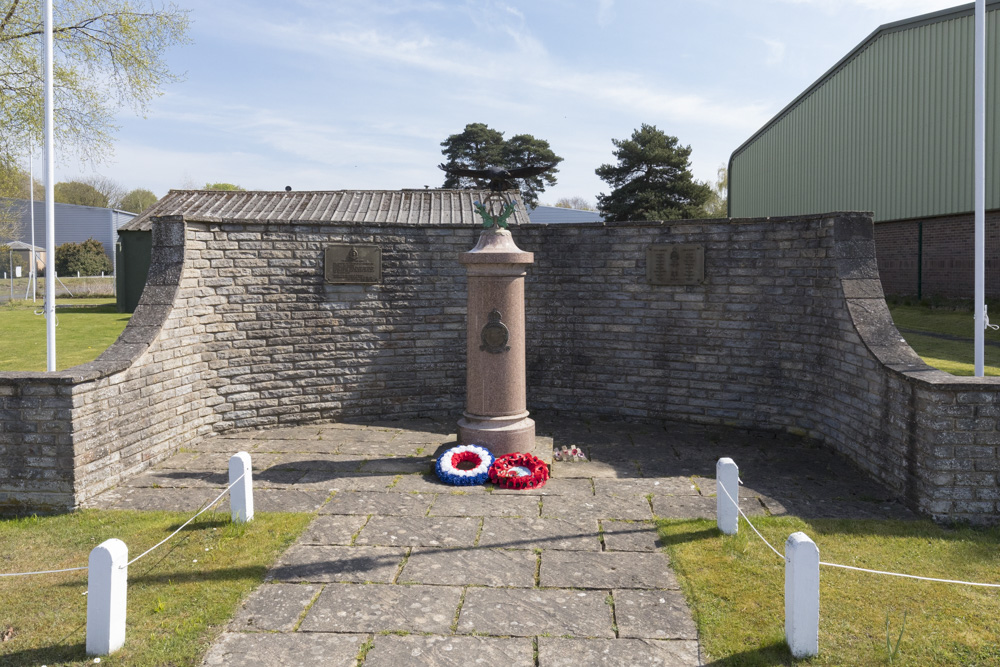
[716,457,739,535]
[229,452,254,523]
[785,531,820,658]
[86,538,128,656]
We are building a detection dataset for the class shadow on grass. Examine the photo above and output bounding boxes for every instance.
[655,518,720,547]
[127,564,269,586]
[701,640,794,666]
[0,642,88,667]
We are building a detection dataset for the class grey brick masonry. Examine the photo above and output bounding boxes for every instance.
[2,211,999,522]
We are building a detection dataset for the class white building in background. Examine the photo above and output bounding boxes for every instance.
[526,205,604,224]
[0,198,136,263]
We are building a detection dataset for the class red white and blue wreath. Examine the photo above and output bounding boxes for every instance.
[435,444,495,486]
[489,452,550,490]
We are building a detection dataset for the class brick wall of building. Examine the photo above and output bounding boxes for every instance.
[875,210,1000,299]
[3,212,1000,521]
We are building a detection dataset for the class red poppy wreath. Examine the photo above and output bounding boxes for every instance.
[489,452,550,490]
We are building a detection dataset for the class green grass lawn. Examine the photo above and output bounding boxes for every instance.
[888,303,1000,376]
[660,516,1000,666]
[0,299,131,371]
[0,510,311,666]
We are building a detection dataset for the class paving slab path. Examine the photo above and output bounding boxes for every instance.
[85,414,915,666]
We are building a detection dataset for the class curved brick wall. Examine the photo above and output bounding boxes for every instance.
[2,211,999,521]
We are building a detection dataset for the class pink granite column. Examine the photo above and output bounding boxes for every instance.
[458,228,536,456]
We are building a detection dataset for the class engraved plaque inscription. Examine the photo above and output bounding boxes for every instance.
[324,244,381,284]
[646,244,705,285]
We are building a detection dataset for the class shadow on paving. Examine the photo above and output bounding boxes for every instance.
[68,414,932,667]
[85,412,918,523]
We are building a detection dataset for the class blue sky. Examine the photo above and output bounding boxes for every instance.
[52,0,970,207]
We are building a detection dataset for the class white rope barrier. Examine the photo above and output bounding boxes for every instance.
[125,471,244,568]
[0,470,246,578]
[0,564,88,578]
[817,561,1000,588]
[717,479,784,560]
[715,464,1000,589]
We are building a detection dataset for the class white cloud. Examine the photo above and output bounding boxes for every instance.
[759,37,786,65]
[247,17,768,131]
[597,0,615,27]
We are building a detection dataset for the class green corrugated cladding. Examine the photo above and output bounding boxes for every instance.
[730,3,1000,222]
[115,231,151,313]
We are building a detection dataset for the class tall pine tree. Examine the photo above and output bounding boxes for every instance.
[595,124,711,222]
[440,123,562,208]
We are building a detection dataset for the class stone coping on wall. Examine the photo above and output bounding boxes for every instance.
[4,208,1000,521]
[0,216,184,386]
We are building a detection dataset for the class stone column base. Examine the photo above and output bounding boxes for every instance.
[458,412,536,458]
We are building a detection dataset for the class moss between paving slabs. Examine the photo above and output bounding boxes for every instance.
[658,516,1000,666]
[0,510,310,666]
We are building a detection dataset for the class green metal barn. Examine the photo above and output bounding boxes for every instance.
[729,1,1000,298]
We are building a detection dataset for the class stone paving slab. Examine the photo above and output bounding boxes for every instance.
[537,637,700,666]
[320,491,435,516]
[229,583,321,632]
[126,469,228,488]
[261,454,365,473]
[429,493,539,518]
[768,496,914,519]
[602,520,662,552]
[246,426,326,440]
[399,547,537,587]
[249,469,310,488]
[299,583,462,634]
[359,456,435,474]
[391,473,490,495]
[651,494,765,519]
[594,477,699,497]
[79,414,929,667]
[363,635,534,667]
[614,589,697,639]
[318,428,399,444]
[270,545,407,583]
[269,452,366,470]
[152,451,211,468]
[491,477,595,496]
[355,516,480,547]
[184,451,288,471]
[202,632,365,666]
[336,440,431,456]
[297,471,395,493]
[259,439,343,455]
[84,486,220,510]
[478,517,601,551]
[457,588,614,638]
[228,488,329,513]
[550,460,638,478]
[195,432,258,447]
[541,495,652,520]
[540,551,678,590]
[298,515,368,545]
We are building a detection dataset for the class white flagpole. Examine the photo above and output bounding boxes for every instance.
[44,0,56,371]
[29,149,36,302]
[974,0,986,377]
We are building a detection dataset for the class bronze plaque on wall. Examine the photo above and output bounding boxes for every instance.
[324,244,381,284]
[646,244,705,285]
